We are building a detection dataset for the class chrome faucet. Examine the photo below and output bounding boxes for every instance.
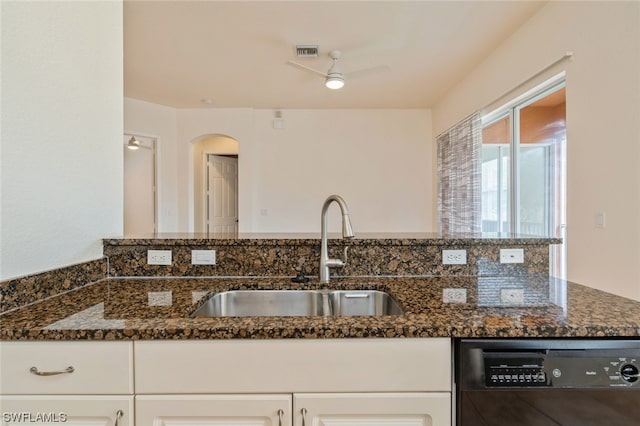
[320,195,355,283]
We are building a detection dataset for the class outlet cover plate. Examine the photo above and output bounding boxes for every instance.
[443,288,467,304]
[443,249,467,265]
[147,250,172,265]
[500,288,525,304]
[500,248,524,264]
[148,291,173,306]
[191,249,216,265]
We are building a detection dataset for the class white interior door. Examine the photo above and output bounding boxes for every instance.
[123,135,156,235]
[207,155,238,234]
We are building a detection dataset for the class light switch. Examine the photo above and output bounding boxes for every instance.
[191,250,216,265]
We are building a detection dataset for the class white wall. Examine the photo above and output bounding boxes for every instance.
[433,1,640,300]
[0,1,123,280]
[124,97,178,232]
[126,104,433,234]
[252,109,433,233]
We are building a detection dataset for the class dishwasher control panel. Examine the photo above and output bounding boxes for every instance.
[482,349,639,388]
[544,351,639,388]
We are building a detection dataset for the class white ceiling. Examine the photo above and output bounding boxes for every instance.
[124,0,547,109]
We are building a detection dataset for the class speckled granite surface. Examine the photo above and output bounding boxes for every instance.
[0,258,108,313]
[104,233,559,277]
[1,276,638,340]
[0,235,560,315]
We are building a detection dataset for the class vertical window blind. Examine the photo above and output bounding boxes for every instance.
[437,113,482,234]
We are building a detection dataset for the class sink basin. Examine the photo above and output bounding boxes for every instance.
[192,289,403,317]
[192,290,325,317]
[328,290,403,316]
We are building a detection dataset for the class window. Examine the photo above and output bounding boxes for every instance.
[481,82,567,278]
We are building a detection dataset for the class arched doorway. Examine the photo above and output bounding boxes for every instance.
[192,134,239,234]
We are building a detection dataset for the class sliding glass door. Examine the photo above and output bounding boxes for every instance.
[481,82,566,278]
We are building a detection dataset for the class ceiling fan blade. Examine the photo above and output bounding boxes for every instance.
[286,60,328,78]
[344,65,390,80]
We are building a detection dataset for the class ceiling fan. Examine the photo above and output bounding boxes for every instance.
[286,50,389,90]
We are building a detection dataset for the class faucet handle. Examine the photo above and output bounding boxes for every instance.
[326,246,349,269]
[325,258,345,268]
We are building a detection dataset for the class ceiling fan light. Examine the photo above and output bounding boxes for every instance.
[325,75,344,90]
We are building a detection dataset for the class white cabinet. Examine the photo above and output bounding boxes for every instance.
[136,395,292,426]
[0,396,133,426]
[136,392,451,426]
[1,339,452,426]
[293,393,450,426]
[0,342,134,426]
[134,339,452,426]
[134,393,450,426]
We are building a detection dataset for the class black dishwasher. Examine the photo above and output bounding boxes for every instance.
[455,339,640,426]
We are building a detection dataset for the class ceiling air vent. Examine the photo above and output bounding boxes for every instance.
[295,45,319,58]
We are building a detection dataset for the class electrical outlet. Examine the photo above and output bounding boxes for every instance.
[500,288,524,304]
[500,248,524,264]
[443,249,467,265]
[443,288,467,304]
[147,250,172,265]
[191,249,216,265]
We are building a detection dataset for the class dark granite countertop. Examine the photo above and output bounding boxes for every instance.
[1,276,638,340]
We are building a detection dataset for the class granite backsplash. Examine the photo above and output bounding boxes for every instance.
[103,234,556,278]
[0,258,108,314]
[0,234,560,315]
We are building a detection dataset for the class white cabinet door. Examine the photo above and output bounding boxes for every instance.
[293,393,451,426]
[136,394,292,426]
[0,396,133,426]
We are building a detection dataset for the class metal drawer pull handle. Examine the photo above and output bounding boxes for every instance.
[114,410,123,426]
[277,409,283,426]
[29,366,75,376]
[301,408,307,426]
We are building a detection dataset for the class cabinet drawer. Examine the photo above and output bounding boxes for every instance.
[0,341,133,394]
[135,338,451,393]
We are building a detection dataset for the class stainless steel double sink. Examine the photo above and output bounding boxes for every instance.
[191,289,403,317]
